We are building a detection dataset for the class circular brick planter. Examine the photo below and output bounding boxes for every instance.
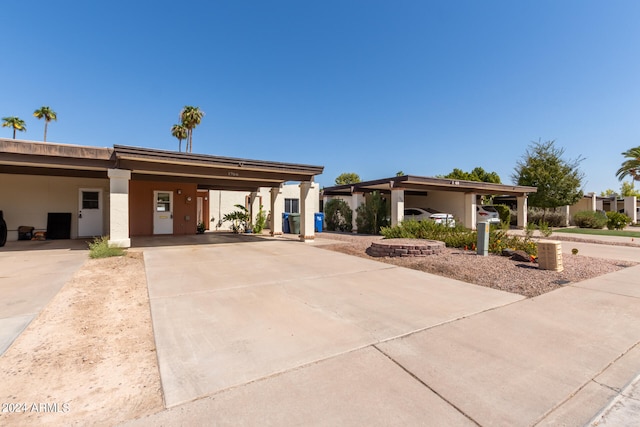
[369,239,446,257]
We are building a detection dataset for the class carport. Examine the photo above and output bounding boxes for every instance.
[0,138,323,247]
[322,175,536,230]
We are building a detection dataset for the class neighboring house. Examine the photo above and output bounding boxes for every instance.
[0,138,323,247]
[568,193,638,225]
[322,175,536,231]
[208,184,320,232]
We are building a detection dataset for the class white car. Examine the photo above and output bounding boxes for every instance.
[476,205,501,223]
[404,208,456,227]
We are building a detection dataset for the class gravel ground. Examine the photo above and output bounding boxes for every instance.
[315,232,637,298]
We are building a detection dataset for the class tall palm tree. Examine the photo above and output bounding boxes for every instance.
[33,106,57,142]
[1,116,27,139]
[171,123,188,152]
[180,106,205,153]
[616,146,640,182]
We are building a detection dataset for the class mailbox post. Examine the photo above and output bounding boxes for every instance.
[477,221,489,256]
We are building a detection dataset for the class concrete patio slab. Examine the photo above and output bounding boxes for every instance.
[377,269,640,426]
[123,347,475,427]
[144,239,523,408]
[0,241,88,355]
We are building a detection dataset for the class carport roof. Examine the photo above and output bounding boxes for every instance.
[322,175,537,197]
[0,138,323,191]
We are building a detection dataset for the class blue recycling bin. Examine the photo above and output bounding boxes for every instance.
[282,212,291,233]
[314,213,324,233]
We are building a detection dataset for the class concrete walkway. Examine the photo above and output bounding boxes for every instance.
[125,236,640,426]
[0,240,88,355]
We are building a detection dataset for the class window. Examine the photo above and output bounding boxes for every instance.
[285,198,299,213]
[82,191,100,209]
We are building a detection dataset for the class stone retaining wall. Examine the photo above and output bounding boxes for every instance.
[369,239,445,257]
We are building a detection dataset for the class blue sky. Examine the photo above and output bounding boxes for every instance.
[3,1,639,193]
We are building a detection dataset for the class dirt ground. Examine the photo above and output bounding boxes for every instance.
[0,252,162,426]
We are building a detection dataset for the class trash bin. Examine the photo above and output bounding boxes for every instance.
[288,213,301,235]
[282,212,291,234]
[314,213,324,233]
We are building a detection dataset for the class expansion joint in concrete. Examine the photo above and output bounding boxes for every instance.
[371,344,482,427]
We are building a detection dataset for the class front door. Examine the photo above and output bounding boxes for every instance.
[78,189,103,237]
[153,191,173,234]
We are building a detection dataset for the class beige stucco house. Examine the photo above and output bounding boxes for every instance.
[0,138,323,247]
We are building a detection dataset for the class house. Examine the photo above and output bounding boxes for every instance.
[0,138,323,247]
[322,175,537,230]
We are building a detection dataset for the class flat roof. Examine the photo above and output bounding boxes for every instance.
[322,175,537,197]
[0,138,324,191]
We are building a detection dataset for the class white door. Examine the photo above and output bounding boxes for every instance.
[153,191,173,234]
[78,189,103,237]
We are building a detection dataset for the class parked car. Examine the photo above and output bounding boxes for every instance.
[476,205,500,223]
[404,207,456,227]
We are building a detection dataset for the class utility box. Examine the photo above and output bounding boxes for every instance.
[537,240,563,272]
[477,222,489,256]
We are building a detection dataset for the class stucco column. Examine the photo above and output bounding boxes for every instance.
[391,188,405,226]
[517,195,528,229]
[465,193,477,230]
[624,196,637,224]
[249,191,260,228]
[591,193,597,211]
[270,186,284,235]
[299,181,315,242]
[107,168,131,248]
[351,192,365,232]
[562,205,571,227]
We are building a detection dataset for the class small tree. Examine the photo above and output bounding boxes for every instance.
[334,172,361,185]
[513,140,584,218]
[33,106,57,142]
[2,116,26,139]
[355,191,389,234]
[324,199,353,232]
[620,181,640,198]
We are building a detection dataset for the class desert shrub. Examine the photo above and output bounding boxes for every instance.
[493,205,511,224]
[527,208,566,227]
[538,220,553,237]
[573,210,607,229]
[88,236,125,259]
[253,205,267,234]
[324,198,353,232]
[380,220,537,255]
[355,191,389,234]
[606,211,632,230]
[223,204,251,233]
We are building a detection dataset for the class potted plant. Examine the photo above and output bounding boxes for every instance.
[196,222,206,234]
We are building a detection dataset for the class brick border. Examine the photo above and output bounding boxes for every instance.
[369,239,445,257]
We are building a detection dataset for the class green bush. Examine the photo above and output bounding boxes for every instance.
[88,236,125,259]
[253,205,267,234]
[381,220,537,255]
[492,205,511,224]
[527,208,567,227]
[606,211,632,230]
[573,210,607,229]
[324,198,353,232]
[355,191,389,234]
[538,220,553,237]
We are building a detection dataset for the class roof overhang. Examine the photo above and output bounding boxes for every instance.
[322,175,537,197]
[0,139,324,191]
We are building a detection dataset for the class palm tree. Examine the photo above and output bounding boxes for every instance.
[179,106,205,153]
[616,147,640,182]
[33,106,57,142]
[171,123,188,152]
[2,116,27,139]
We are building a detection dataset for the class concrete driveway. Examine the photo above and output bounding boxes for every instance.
[131,235,640,426]
[0,240,88,355]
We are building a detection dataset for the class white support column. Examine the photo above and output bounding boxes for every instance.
[464,193,477,230]
[596,198,604,211]
[562,205,570,227]
[517,195,528,229]
[299,181,315,242]
[591,193,597,211]
[351,192,365,232]
[391,188,405,226]
[107,168,131,248]
[249,191,260,228]
[624,196,637,224]
[270,186,284,235]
